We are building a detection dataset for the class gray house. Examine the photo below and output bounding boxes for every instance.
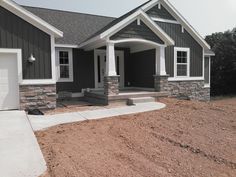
[0,0,214,111]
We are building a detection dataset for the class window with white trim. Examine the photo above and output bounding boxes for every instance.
[56,48,73,82]
[174,47,190,77]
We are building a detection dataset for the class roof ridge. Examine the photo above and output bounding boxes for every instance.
[22,5,117,19]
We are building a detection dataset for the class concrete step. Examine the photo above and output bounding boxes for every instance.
[127,97,156,105]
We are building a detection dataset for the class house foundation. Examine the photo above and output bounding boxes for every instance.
[20,84,57,110]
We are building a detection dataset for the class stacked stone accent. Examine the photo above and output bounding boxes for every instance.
[104,76,120,96]
[154,75,169,92]
[20,84,56,110]
[167,81,210,101]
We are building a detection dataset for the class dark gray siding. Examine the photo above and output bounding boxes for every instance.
[0,6,52,79]
[156,22,203,77]
[147,5,176,21]
[125,49,155,88]
[111,21,164,44]
[56,49,95,93]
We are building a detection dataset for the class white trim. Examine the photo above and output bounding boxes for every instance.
[151,17,180,24]
[106,42,117,76]
[0,0,63,37]
[0,48,23,84]
[20,80,56,85]
[155,46,167,76]
[51,36,56,83]
[174,47,190,78]
[56,48,74,82]
[55,44,79,48]
[110,38,166,47]
[181,26,185,33]
[142,0,211,50]
[203,56,211,88]
[79,9,175,49]
[168,77,204,82]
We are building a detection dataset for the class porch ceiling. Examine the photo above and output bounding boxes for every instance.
[116,41,157,53]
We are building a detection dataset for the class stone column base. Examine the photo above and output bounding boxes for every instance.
[154,75,169,92]
[20,84,57,110]
[104,76,120,96]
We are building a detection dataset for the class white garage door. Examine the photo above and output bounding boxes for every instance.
[0,53,19,110]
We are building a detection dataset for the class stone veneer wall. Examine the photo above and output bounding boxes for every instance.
[104,76,120,96]
[167,80,210,101]
[20,84,56,110]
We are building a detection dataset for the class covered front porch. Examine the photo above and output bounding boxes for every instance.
[84,38,171,105]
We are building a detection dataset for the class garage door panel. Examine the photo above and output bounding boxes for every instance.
[0,53,19,110]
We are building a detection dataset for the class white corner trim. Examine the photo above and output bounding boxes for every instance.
[55,47,74,82]
[168,77,204,82]
[0,0,63,37]
[51,36,56,83]
[0,48,23,84]
[55,44,79,48]
[151,17,180,24]
[174,47,190,78]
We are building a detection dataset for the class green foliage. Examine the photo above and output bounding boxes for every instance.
[205,29,236,96]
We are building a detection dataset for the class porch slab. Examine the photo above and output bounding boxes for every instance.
[28,102,166,131]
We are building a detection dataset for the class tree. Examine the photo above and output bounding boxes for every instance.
[205,29,236,96]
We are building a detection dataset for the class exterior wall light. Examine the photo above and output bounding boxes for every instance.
[28,54,36,63]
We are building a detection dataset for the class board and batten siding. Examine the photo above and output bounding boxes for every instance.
[56,49,95,93]
[156,22,203,77]
[146,4,176,21]
[111,21,164,44]
[0,6,51,79]
[125,49,155,88]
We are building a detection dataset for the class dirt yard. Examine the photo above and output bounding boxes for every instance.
[37,97,236,177]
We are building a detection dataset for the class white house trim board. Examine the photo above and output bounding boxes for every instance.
[168,77,204,82]
[0,0,63,38]
[55,44,79,48]
[151,17,180,25]
[155,46,167,76]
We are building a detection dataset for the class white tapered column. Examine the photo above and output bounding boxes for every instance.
[106,42,117,76]
[155,46,167,76]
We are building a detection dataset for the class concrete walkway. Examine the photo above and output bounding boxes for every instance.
[0,111,46,177]
[29,102,166,131]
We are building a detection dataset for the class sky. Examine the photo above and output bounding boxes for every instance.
[14,0,236,37]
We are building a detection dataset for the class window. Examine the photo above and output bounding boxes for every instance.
[204,57,210,87]
[174,47,190,77]
[56,48,73,82]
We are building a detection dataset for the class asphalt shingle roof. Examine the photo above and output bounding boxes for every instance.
[24,0,151,45]
[24,6,115,45]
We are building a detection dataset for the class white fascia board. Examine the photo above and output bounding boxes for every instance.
[141,0,159,12]
[139,10,174,46]
[1,0,63,38]
[78,36,101,49]
[100,10,142,39]
[100,10,174,46]
[55,44,79,48]
[160,0,211,50]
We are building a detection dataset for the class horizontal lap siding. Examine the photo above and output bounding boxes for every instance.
[0,6,51,79]
[56,49,95,93]
[111,21,164,44]
[156,22,203,77]
[146,5,176,20]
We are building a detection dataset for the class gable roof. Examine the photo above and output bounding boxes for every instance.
[142,0,211,50]
[0,0,63,37]
[24,6,115,45]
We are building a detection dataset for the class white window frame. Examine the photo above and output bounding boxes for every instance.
[174,47,190,78]
[204,56,211,88]
[56,48,73,82]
